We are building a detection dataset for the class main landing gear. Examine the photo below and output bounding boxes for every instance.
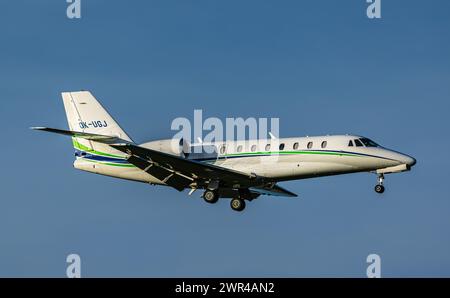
[203,189,248,212]
[203,189,219,204]
[230,198,246,212]
[374,174,385,194]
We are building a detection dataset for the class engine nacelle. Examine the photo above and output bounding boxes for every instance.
[139,139,184,157]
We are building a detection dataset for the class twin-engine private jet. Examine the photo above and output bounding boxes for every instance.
[33,91,416,212]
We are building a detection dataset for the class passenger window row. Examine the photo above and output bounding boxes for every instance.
[219,137,379,154]
[219,140,329,154]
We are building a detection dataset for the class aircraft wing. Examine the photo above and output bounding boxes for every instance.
[32,128,297,196]
[111,143,260,191]
[250,184,298,197]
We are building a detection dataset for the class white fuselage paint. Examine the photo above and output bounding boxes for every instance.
[73,135,416,186]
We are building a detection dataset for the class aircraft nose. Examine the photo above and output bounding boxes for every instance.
[400,154,416,167]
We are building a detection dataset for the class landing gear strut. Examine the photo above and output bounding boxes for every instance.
[230,198,246,212]
[203,189,219,204]
[374,174,385,194]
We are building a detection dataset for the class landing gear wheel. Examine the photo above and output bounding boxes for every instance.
[230,198,246,212]
[374,184,385,194]
[203,190,219,204]
[374,174,385,194]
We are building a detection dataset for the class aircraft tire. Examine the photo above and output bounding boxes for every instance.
[374,185,385,194]
[230,198,246,212]
[203,190,219,204]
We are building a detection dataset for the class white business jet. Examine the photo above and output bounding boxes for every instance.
[33,91,416,212]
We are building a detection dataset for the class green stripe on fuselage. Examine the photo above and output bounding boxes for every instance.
[72,138,126,159]
[224,150,361,158]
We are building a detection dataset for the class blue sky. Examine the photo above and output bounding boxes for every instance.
[0,0,449,277]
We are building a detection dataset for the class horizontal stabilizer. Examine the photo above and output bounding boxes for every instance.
[31,127,130,143]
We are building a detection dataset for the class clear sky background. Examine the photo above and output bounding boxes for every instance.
[0,0,449,277]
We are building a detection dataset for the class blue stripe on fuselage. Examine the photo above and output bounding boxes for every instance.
[74,150,128,163]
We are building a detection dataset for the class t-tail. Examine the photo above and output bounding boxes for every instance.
[32,91,134,171]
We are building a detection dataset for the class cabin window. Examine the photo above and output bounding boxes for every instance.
[348,140,354,147]
[307,142,313,149]
[265,144,271,151]
[354,139,364,147]
[321,141,327,148]
[237,145,243,153]
[293,142,299,150]
[279,143,285,150]
[251,144,257,152]
[220,145,226,154]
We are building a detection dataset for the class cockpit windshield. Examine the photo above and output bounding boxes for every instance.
[359,138,379,147]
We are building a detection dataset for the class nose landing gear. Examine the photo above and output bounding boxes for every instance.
[374,174,385,194]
